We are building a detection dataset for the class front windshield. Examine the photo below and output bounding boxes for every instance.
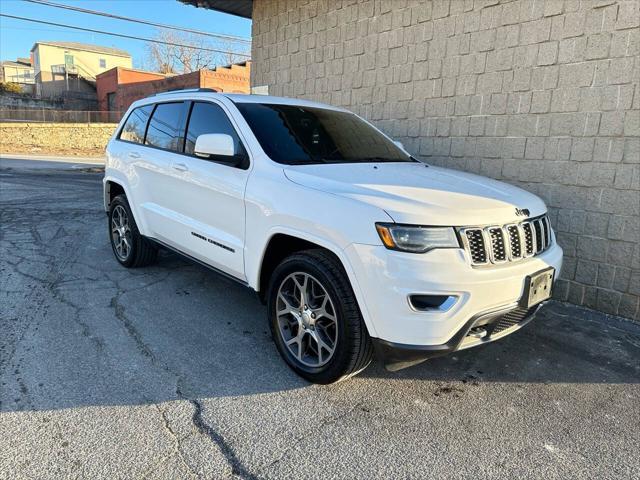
[235,102,414,165]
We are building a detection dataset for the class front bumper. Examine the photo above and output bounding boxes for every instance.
[372,302,544,371]
[344,240,563,360]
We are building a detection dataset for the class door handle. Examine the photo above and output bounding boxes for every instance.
[128,152,141,159]
[172,162,189,172]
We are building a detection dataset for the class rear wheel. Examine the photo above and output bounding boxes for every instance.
[108,194,158,268]
[267,249,373,384]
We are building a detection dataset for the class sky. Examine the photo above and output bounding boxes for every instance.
[0,0,252,69]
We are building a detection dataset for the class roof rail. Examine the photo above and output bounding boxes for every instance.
[154,88,218,96]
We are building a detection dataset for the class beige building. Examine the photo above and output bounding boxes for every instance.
[0,58,35,90]
[183,0,639,320]
[30,41,132,99]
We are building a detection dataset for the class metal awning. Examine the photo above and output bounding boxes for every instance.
[178,0,253,19]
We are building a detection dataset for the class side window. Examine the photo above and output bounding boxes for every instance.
[145,102,187,152]
[185,102,247,162]
[119,104,153,144]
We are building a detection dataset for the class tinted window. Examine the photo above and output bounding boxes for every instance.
[185,102,246,158]
[235,103,413,165]
[119,105,152,144]
[145,102,187,152]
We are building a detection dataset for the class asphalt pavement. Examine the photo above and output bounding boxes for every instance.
[1,160,639,479]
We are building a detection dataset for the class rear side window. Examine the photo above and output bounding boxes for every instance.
[119,105,153,144]
[145,102,187,152]
[184,102,246,158]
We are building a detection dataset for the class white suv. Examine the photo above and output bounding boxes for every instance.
[104,90,563,383]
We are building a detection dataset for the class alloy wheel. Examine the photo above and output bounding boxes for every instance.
[276,272,339,368]
[111,205,132,261]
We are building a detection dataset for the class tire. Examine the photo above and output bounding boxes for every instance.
[267,249,373,384]
[108,194,158,268]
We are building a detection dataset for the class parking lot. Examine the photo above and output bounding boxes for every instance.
[1,161,639,479]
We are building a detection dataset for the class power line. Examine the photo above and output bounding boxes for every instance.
[0,14,251,58]
[24,0,251,44]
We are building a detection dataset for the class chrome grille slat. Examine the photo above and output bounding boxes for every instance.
[463,228,489,265]
[460,215,552,267]
[486,227,507,263]
[522,221,535,257]
[533,218,544,253]
[505,224,522,259]
[543,216,552,246]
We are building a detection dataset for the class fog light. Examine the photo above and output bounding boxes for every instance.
[409,295,457,312]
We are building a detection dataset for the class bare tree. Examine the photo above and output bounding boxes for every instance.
[146,29,250,74]
[217,39,250,66]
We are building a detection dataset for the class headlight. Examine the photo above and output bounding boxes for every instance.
[375,223,460,253]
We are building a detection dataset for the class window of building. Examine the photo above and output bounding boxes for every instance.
[184,102,246,163]
[119,104,153,144]
[99,58,106,69]
[145,102,187,152]
[107,92,116,111]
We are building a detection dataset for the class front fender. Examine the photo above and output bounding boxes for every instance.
[102,173,149,236]
[246,225,381,339]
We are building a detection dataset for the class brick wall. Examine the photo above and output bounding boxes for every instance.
[96,67,168,111]
[251,0,640,319]
[96,63,251,112]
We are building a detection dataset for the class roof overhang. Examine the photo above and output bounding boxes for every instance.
[178,0,253,19]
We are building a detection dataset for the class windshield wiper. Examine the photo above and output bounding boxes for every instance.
[352,157,414,163]
[286,159,329,165]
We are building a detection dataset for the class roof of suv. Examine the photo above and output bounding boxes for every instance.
[226,94,348,112]
[137,90,347,113]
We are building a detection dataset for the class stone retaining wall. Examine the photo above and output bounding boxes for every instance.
[0,122,117,155]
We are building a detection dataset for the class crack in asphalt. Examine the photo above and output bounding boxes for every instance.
[156,404,199,479]
[110,293,155,360]
[188,398,260,480]
[110,277,259,479]
[2,171,260,479]
[1,197,92,410]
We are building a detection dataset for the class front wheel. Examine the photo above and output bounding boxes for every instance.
[108,194,158,268]
[267,249,373,384]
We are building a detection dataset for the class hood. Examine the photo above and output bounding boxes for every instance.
[283,162,547,226]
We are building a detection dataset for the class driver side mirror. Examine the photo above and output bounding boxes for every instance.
[194,133,247,168]
[194,133,235,158]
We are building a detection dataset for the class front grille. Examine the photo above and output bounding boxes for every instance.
[460,214,552,266]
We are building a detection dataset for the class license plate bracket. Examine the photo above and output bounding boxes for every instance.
[520,267,555,308]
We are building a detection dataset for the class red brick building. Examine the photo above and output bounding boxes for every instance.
[96,61,251,112]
